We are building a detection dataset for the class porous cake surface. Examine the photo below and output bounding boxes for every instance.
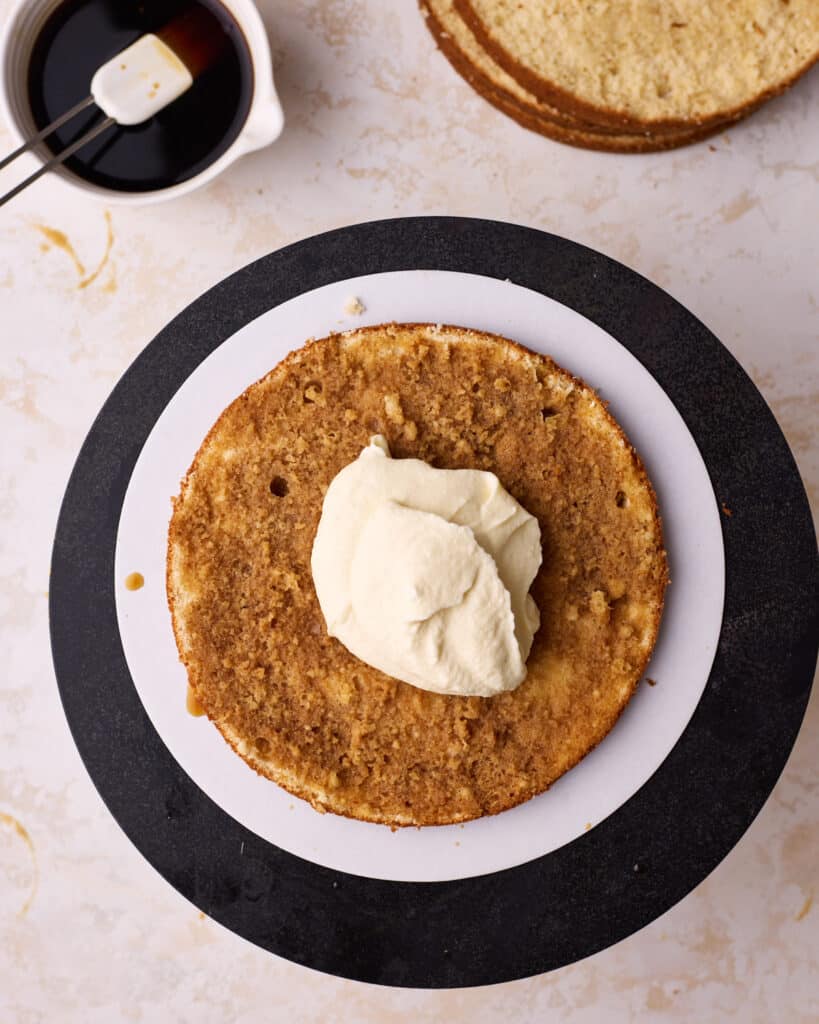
[167,323,668,826]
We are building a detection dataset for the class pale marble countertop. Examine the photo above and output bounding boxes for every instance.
[1,2,817,1021]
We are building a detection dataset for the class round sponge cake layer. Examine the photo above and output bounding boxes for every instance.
[420,0,727,152]
[458,0,819,130]
[167,324,668,827]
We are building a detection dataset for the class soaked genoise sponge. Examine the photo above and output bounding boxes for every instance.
[458,0,819,128]
[167,324,668,827]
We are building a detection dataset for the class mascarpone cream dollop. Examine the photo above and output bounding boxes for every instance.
[311,436,542,697]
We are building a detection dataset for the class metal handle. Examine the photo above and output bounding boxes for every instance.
[0,97,115,208]
[0,95,95,172]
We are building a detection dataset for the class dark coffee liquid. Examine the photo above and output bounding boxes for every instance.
[27,0,254,192]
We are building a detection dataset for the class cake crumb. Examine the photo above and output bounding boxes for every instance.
[384,393,405,425]
[646,677,657,687]
[343,296,365,316]
[721,503,733,517]
[584,822,592,831]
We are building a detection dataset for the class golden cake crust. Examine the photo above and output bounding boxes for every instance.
[167,324,668,826]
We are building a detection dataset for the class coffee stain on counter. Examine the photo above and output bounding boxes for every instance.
[795,891,813,922]
[719,189,758,225]
[34,223,86,277]
[33,210,114,289]
[78,211,114,289]
[0,811,38,917]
